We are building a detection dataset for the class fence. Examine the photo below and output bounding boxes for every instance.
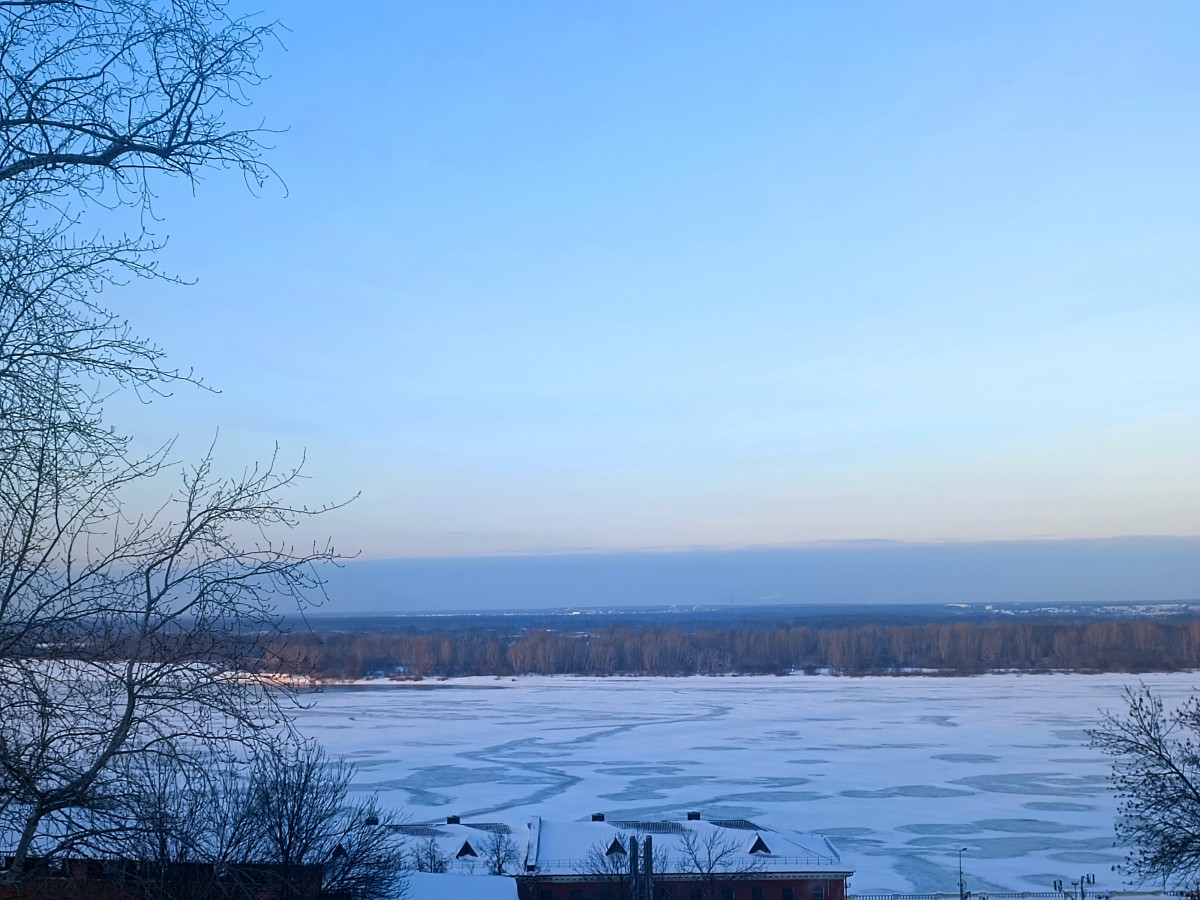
[534,855,840,871]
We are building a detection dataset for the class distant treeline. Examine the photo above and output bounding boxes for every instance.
[266,618,1200,679]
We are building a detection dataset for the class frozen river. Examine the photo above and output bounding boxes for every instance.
[293,672,1200,894]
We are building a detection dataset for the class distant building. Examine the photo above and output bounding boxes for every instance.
[3,814,846,900]
[0,858,325,900]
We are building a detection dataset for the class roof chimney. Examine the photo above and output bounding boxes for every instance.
[687,811,701,821]
[446,815,460,825]
[592,813,605,822]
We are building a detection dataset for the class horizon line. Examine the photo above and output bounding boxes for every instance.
[346,533,1200,563]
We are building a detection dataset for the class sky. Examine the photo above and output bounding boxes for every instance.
[103,2,1200,605]
[319,537,1200,612]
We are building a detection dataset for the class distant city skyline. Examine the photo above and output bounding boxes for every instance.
[107,1,1198,567]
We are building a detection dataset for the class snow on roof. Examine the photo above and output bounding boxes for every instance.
[406,872,518,900]
[529,818,850,877]
[395,821,522,876]
[396,822,515,836]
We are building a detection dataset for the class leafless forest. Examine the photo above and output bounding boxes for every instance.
[268,617,1200,679]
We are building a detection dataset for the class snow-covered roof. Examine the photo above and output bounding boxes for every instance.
[394,821,521,875]
[405,872,518,900]
[525,816,851,877]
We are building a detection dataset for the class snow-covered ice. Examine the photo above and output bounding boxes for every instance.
[292,672,1200,895]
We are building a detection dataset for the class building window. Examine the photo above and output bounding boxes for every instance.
[814,887,826,900]
[571,891,583,900]
[539,892,551,900]
[692,889,703,900]
[783,889,795,900]
[722,889,734,900]
[753,888,765,900]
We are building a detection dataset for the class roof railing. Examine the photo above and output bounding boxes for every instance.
[532,854,844,870]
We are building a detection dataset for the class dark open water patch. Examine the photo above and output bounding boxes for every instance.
[906,835,1114,860]
[1047,850,1121,864]
[891,854,957,893]
[599,775,714,801]
[933,753,1000,763]
[595,765,683,775]
[950,772,1107,797]
[973,818,1073,834]
[1023,801,1096,812]
[842,785,974,799]
[919,715,960,727]
[713,790,825,804]
[900,823,986,835]
[819,827,875,837]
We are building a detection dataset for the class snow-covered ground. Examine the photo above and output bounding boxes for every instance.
[406,872,517,900]
[292,672,1200,895]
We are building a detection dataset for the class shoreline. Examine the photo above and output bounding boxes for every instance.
[275,668,1200,688]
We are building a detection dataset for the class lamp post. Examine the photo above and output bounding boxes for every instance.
[958,848,968,900]
[1054,873,1096,900]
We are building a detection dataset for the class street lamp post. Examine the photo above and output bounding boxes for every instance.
[1054,873,1096,900]
[959,848,968,900]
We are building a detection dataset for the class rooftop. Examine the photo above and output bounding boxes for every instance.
[526,816,851,877]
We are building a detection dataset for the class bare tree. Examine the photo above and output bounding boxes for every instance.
[115,753,257,900]
[0,443,343,877]
[582,835,630,898]
[0,0,351,888]
[0,0,275,203]
[581,832,670,900]
[480,827,519,877]
[674,828,765,900]
[0,0,278,420]
[410,837,449,874]
[238,742,408,900]
[106,743,407,900]
[1090,685,1200,893]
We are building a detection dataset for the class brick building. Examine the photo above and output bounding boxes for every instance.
[0,858,325,900]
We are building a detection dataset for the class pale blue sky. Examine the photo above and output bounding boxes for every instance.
[111,1,1200,561]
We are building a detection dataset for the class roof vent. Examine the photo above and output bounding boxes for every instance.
[749,835,771,855]
[446,815,460,825]
[592,813,605,822]
[606,838,627,857]
[687,811,701,821]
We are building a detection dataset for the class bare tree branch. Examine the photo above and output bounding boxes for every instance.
[1091,685,1200,893]
[0,3,355,889]
[675,828,765,900]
